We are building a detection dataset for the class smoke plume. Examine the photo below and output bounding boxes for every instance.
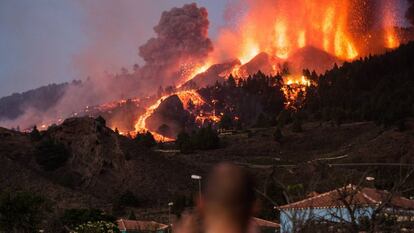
[139,3,213,86]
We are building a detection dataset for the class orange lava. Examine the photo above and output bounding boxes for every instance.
[133,90,213,141]
[214,0,401,63]
[282,75,312,109]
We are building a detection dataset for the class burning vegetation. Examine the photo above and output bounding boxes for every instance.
[4,1,414,141]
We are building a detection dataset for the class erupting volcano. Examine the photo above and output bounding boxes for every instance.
[129,0,409,140]
[8,0,412,141]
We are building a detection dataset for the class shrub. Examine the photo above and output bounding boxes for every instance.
[176,131,194,153]
[30,125,41,141]
[193,126,220,150]
[176,126,220,153]
[61,209,116,229]
[71,221,120,233]
[0,191,48,233]
[134,131,156,148]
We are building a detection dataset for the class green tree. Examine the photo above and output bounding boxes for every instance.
[61,208,116,229]
[219,114,233,130]
[134,131,156,148]
[0,191,49,233]
[71,221,120,233]
[227,74,237,87]
[193,126,220,150]
[30,125,41,141]
[176,131,194,153]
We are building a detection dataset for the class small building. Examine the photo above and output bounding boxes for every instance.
[277,184,414,233]
[117,219,169,233]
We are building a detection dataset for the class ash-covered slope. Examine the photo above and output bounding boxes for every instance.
[0,117,193,208]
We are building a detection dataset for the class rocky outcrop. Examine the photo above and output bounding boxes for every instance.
[146,95,191,138]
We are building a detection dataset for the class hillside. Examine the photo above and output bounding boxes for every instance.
[304,41,414,125]
[0,117,194,211]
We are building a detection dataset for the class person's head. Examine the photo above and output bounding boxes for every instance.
[201,163,256,232]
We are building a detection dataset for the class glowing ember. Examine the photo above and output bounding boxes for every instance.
[214,0,401,63]
[383,1,400,49]
[178,62,212,88]
[282,75,312,109]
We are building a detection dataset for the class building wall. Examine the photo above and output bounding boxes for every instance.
[279,207,374,233]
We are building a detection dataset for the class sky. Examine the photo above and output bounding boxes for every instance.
[0,0,410,97]
[0,0,228,97]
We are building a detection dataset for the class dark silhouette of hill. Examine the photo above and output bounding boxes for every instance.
[0,117,193,210]
[0,82,73,121]
[304,41,414,126]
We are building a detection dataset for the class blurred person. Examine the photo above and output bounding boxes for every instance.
[174,163,258,233]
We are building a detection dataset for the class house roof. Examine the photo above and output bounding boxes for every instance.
[117,219,169,231]
[252,217,280,228]
[278,184,414,210]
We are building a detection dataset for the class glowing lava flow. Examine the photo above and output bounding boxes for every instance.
[134,90,209,141]
[134,95,175,142]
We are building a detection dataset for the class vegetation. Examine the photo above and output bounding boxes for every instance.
[35,138,70,171]
[134,131,157,148]
[0,191,49,233]
[176,126,220,153]
[0,82,71,121]
[199,72,286,128]
[70,221,120,233]
[304,42,414,126]
[61,208,116,229]
[30,125,41,141]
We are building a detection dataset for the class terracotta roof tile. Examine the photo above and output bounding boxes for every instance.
[278,185,414,210]
[117,219,168,231]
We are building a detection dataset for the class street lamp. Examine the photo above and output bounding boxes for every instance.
[366,176,375,181]
[191,174,202,201]
[168,202,174,232]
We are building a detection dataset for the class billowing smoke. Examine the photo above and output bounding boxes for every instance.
[0,3,214,130]
[407,0,414,26]
[139,3,213,86]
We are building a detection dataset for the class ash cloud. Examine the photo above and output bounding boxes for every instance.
[139,3,214,86]
[0,2,214,130]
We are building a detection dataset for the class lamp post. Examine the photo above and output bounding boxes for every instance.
[168,202,174,232]
[191,174,202,202]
